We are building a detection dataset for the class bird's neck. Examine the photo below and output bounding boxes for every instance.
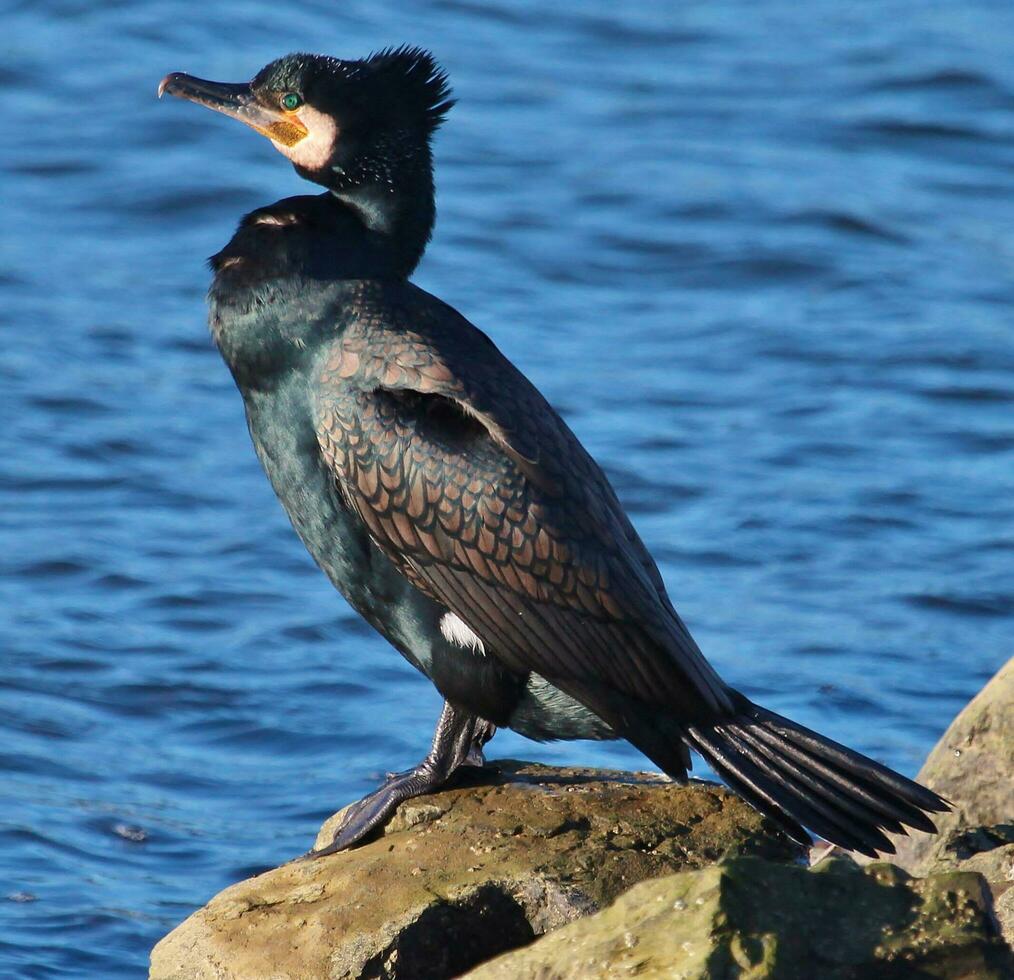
[207,185,434,391]
[328,175,435,279]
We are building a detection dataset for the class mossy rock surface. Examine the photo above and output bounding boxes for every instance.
[149,761,799,980]
[888,655,1013,878]
[874,656,1014,950]
[467,856,1013,980]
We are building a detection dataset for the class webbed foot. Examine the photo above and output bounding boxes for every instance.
[307,702,495,857]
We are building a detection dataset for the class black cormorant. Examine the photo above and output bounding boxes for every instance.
[158,48,947,857]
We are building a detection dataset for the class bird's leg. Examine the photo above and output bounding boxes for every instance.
[308,700,496,857]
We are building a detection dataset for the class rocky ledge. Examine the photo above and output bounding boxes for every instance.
[150,657,1014,979]
[882,655,1014,953]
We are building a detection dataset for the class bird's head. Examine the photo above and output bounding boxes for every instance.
[160,48,453,248]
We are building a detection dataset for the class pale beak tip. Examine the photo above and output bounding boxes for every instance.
[157,73,180,99]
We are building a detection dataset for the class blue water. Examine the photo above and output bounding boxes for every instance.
[2,1,1012,975]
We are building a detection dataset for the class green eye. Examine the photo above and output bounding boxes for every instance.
[281,93,301,111]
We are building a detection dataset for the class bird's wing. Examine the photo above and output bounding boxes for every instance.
[314,284,731,721]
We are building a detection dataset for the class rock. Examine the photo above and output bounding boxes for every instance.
[889,656,1013,879]
[996,887,1014,952]
[466,856,1013,979]
[150,662,1014,978]
[904,823,1014,956]
[870,656,1014,952]
[149,761,800,980]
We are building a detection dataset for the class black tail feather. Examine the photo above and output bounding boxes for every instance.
[744,716,938,833]
[729,723,908,836]
[746,701,948,815]
[682,691,949,857]
[686,723,892,856]
[691,736,818,848]
[716,725,895,855]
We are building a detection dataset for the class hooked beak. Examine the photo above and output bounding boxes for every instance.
[157,72,308,147]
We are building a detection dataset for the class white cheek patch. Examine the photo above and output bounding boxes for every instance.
[439,612,486,656]
[272,104,338,171]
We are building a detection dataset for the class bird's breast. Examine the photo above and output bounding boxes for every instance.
[241,379,370,591]
[237,374,446,676]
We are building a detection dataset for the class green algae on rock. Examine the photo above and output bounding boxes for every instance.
[467,856,1012,980]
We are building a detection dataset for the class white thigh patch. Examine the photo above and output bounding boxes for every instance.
[439,612,486,656]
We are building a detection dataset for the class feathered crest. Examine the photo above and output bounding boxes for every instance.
[261,47,454,133]
[253,46,456,137]
[360,46,455,129]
